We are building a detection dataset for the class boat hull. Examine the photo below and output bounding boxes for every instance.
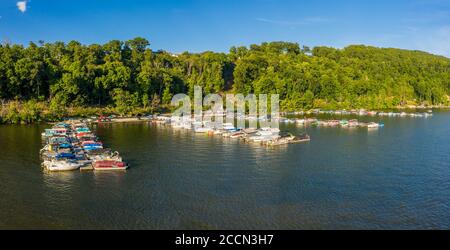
[93,166,128,171]
[93,160,128,171]
[43,161,82,171]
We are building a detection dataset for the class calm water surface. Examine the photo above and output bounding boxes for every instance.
[1,111,449,229]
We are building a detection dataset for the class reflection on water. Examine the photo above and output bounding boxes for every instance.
[1,110,450,229]
[43,171,78,186]
[92,171,127,185]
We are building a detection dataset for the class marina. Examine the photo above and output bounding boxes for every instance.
[36,108,433,160]
[148,113,387,146]
[40,122,127,172]
[146,108,429,145]
[281,109,434,118]
[282,117,385,129]
[1,110,449,229]
[150,116,311,147]
[1,0,450,234]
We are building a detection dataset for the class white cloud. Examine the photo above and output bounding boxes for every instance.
[17,1,27,13]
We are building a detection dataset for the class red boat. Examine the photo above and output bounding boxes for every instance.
[76,132,91,138]
[98,115,112,123]
[93,160,128,171]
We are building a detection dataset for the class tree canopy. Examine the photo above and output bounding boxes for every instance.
[1,38,449,116]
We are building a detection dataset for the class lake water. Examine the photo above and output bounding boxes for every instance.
[1,110,449,229]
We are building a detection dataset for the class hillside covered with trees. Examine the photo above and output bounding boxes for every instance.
[0,38,449,123]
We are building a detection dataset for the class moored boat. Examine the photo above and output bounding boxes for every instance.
[42,160,84,171]
[290,133,311,143]
[194,127,213,133]
[40,121,127,172]
[230,131,245,139]
[367,122,384,129]
[93,160,128,171]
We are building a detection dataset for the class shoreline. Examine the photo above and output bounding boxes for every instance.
[48,108,443,126]
[1,106,449,126]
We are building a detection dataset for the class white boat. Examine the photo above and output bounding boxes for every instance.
[248,128,281,142]
[88,151,122,162]
[367,122,380,129]
[194,127,213,133]
[222,123,235,130]
[296,119,306,125]
[258,130,273,136]
[171,123,184,129]
[251,135,280,143]
[260,127,280,134]
[358,109,367,116]
[43,160,83,171]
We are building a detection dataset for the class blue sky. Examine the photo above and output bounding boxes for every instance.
[0,0,449,57]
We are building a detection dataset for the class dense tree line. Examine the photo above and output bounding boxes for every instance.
[231,42,450,110]
[0,38,449,123]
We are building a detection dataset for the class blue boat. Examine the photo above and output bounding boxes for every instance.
[49,137,70,144]
[56,153,76,160]
[58,143,72,149]
[83,144,104,151]
[76,128,91,133]
[54,123,70,128]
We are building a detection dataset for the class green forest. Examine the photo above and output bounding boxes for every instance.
[0,38,449,124]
